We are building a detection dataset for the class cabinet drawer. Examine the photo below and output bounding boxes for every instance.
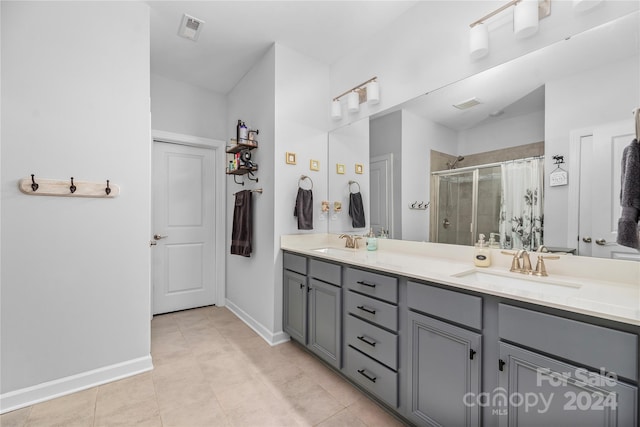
[407,281,482,330]
[346,290,398,331]
[309,259,341,286]
[345,346,398,407]
[499,304,638,381]
[284,252,307,275]
[345,267,397,303]
[345,315,398,370]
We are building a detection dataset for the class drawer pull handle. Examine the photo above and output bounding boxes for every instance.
[356,305,376,315]
[299,283,304,289]
[357,335,376,347]
[498,359,506,372]
[357,369,377,383]
[469,349,476,360]
[357,280,376,288]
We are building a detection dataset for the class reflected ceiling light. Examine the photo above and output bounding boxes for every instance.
[330,77,379,119]
[330,100,342,119]
[572,0,602,13]
[514,0,539,38]
[469,23,489,59]
[469,0,551,59]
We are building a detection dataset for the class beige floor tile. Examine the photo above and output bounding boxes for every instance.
[25,388,97,427]
[150,330,188,356]
[226,405,306,427]
[214,375,282,414]
[316,408,367,427]
[94,398,161,427]
[278,375,346,426]
[97,372,156,407]
[152,356,204,386]
[160,396,229,427]
[0,407,31,427]
[154,373,216,412]
[150,346,194,367]
[347,396,405,427]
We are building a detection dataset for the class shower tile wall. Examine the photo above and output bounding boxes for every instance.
[477,167,502,243]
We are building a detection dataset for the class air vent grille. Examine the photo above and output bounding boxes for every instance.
[178,14,205,41]
[453,97,482,110]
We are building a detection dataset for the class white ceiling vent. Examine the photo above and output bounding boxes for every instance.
[178,14,205,41]
[453,97,482,110]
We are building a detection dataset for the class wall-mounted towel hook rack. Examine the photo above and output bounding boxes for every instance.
[19,176,120,198]
[348,180,360,193]
[299,175,313,190]
[234,175,245,186]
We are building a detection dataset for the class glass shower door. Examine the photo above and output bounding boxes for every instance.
[435,171,475,245]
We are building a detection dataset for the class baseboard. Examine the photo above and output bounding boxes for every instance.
[225,299,290,346]
[0,355,153,414]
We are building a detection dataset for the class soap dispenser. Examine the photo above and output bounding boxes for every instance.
[366,228,378,251]
[474,233,491,267]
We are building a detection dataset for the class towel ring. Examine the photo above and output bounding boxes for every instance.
[299,175,313,190]
[348,180,360,193]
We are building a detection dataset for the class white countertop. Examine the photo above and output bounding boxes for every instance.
[281,234,640,327]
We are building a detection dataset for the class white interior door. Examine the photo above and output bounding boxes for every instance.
[370,154,392,237]
[152,141,216,314]
[571,120,639,261]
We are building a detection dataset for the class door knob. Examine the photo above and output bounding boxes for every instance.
[154,234,168,240]
[595,238,606,246]
[582,237,592,243]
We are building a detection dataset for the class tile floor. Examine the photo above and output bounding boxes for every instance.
[1,306,405,426]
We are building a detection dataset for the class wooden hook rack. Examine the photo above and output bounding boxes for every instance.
[19,175,120,198]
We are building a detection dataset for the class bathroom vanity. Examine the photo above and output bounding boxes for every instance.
[281,234,640,427]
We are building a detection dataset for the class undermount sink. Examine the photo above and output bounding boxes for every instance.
[452,269,582,297]
[312,247,359,255]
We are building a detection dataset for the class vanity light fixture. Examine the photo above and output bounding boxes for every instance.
[331,77,379,119]
[469,0,551,59]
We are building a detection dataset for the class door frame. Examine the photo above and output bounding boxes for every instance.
[370,153,394,238]
[151,130,226,312]
[568,126,593,251]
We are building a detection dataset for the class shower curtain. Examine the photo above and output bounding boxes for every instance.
[499,158,544,251]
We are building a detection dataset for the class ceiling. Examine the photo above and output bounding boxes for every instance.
[149,1,418,94]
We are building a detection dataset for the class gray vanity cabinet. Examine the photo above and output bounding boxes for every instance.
[497,304,638,427]
[283,253,343,369]
[283,253,307,344]
[498,343,637,427]
[406,281,483,427]
[308,277,342,368]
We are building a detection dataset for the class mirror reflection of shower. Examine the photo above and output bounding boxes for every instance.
[446,155,465,169]
[432,156,544,250]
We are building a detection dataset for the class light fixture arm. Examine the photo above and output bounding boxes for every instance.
[333,76,378,102]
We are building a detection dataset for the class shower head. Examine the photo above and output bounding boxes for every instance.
[446,156,465,169]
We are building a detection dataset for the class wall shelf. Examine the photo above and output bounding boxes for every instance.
[226,139,258,154]
[226,165,258,176]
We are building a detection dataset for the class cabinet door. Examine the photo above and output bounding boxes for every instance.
[408,311,481,427]
[283,269,307,344]
[498,342,637,427]
[308,278,342,369]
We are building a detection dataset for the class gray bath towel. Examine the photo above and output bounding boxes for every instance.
[294,188,313,230]
[349,192,366,228]
[617,138,640,249]
[231,190,252,257]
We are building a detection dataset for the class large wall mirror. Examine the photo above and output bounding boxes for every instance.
[328,10,639,259]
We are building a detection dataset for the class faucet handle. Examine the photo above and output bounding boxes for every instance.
[534,255,560,276]
[352,236,362,249]
[501,251,521,272]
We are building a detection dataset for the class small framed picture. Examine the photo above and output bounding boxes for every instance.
[355,163,364,174]
[310,159,320,171]
[285,152,296,165]
[336,163,345,174]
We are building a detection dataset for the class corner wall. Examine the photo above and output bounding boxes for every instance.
[1,1,152,411]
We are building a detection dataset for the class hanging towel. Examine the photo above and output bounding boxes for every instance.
[231,190,253,257]
[616,138,640,250]
[349,192,366,228]
[294,188,313,230]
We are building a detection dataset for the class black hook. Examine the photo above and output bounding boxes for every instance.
[105,180,111,195]
[70,177,76,194]
[30,174,39,192]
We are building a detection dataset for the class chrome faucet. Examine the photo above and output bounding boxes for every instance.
[339,234,362,249]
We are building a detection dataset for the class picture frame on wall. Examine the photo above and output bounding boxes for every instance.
[310,159,320,171]
[355,163,364,174]
[336,163,345,174]
[285,152,297,165]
